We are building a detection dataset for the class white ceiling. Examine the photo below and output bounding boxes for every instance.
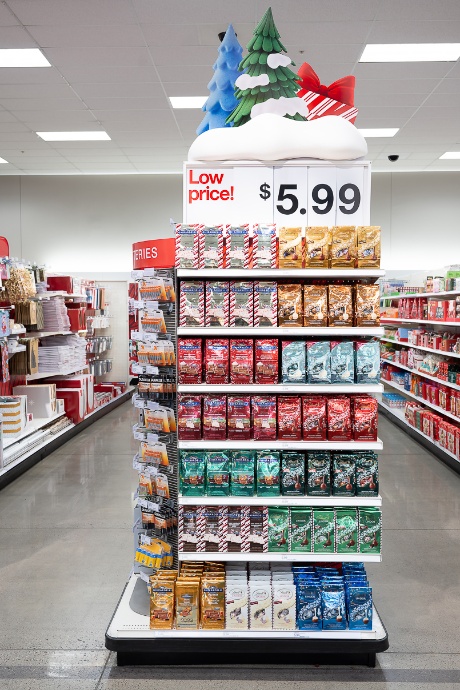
[0,0,459,173]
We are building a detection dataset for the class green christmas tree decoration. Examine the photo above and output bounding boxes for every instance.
[226,7,307,127]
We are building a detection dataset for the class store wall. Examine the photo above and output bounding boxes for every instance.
[1,171,459,274]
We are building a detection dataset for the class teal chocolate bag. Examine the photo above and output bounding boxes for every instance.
[206,451,230,496]
[230,450,255,496]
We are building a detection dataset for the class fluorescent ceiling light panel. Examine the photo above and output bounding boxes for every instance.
[360,43,460,62]
[36,131,111,141]
[358,128,399,138]
[0,49,51,67]
[0,157,9,164]
[439,152,460,159]
[169,96,207,109]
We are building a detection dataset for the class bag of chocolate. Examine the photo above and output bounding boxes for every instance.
[332,453,356,496]
[357,226,380,268]
[278,226,303,269]
[290,507,312,552]
[201,576,225,629]
[248,506,268,552]
[335,507,358,553]
[330,226,357,268]
[230,339,253,384]
[272,581,296,630]
[226,506,245,551]
[180,451,205,496]
[206,451,230,496]
[307,341,331,383]
[313,508,335,554]
[227,395,251,440]
[256,451,280,496]
[178,395,202,440]
[178,505,199,552]
[175,223,200,269]
[278,284,303,327]
[327,396,352,441]
[328,285,353,327]
[202,394,227,440]
[179,281,204,327]
[302,396,327,440]
[359,507,381,553]
[348,586,372,630]
[281,452,305,496]
[226,224,250,268]
[229,281,254,327]
[205,281,230,327]
[249,581,272,629]
[205,338,229,384]
[321,586,346,630]
[199,225,224,269]
[278,396,302,440]
[268,507,289,552]
[282,341,306,383]
[253,223,276,268]
[355,340,380,384]
[176,580,200,629]
[150,581,175,629]
[255,339,278,384]
[355,284,380,327]
[252,395,277,440]
[226,579,248,628]
[330,340,354,384]
[303,285,328,327]
[201,506,221,552]
[178,338,202,384]
[254,281,277,327]
[355,452,379,496]
[230,451,255,497]
[353,396,378,441]
[306,451,331,496]
[305,226,330,268]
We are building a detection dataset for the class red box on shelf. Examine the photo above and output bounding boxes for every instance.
[327,396,352,441]
[47,276,73,294]
[56,388,85,424]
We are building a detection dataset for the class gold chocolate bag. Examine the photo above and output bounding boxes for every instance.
[303,285,328,327]
[305,227,330,268]
[277,284,303,327]
[357,226,381,268]
[150,582,175,629]
[175,580,200,629]
[278,227,303,269]
[355,285,380,326]
[330,226,357,268]
[201,576,225,629]
[328,285,353,326]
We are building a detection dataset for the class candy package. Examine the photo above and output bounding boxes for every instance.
[255,339,278,384]
[357,226,380,268]
[313,508,335,554]
[253,223,276,268]
[248,506,268,552]
[178,506,199,552]
[321,586,347,630]
[229,281,254,327]
[327,396,352,441]
[328,285,353,327]
[348,587,372,630]
[226,580,249,629]
[335,507,358,553]
[230,451,255,496]
[281,452,305,496]
[355,452,379,496]
[201,575,225,629]
[307,341,331,384]
[278,226,303,269]
[206,451,230,496]
[307,451,331,496]
[226,506,245,551]
[332,453,356,496]
[252,395,277,440]
[305,226,330,268]
[202,395,227,440]
[180,451,206,496]
[297,583,322,630]
[355,341,380,384]
[179,281,204,327]
[249,581,272,629]
[359,508,381,553]
[272,581,296,630]
[178,338,202,384]
[290,507,312,552]
[303,285,328,327]
[226,224,250,268]
[200,225,224,269]
[178,395,202,440]
[302,396,327,441]
[282,341,306,383]
[355,284,380,327]
[268,507,289,552]
[278,284,303,327]
[278,396,302,440]
[175,224,200,269]
[230,339,253,384]
[254,281,278,327]
[205,281,229,327]
[330,340,354,384]
[205,338,229,384]
[227,395,251,440]
[150,582,175,629]
[202,506,221,552]
[330,226,356,268]
[256,451,280,496]
[353,396,378,441]
[176,580,199,629]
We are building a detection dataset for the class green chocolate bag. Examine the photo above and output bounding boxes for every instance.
[180,451,205,496]
[335,508,358,553]
[268,507,289,552]
[359,508,381,553]
[230,450,255,496]
[290,507,312,552]
[281,452,305,496]
[206,451,230,496]
[332,453,356,496]
[306,452,331,496]
[313,508,335,554]
[355,452,379,496]
[256,451,280,496]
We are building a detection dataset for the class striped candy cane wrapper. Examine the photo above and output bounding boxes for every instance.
[197,223,206,269]
[253,282,260,327]
[262,506,269,553]
[178,505,184,551]
[229,281,237,327]
[196,506,206,552]
[217,225,224,268]
[270,224,277,268]
[175,224,182,268]
[218,506,228,552]
[179,284,187,326]
[243,223,251,269]
[241,505,251,553]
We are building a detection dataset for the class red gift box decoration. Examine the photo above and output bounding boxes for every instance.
[297,63,358,123]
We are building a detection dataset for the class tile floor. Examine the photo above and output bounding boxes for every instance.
[0,403,459,689]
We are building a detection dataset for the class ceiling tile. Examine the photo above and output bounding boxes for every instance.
[0,25,37,46]
[367,19,460,42]
[63,155,130,163]
[0,83,78,98]
[0,67,64,84]
[82,96,169,111]
[156,64,227,83]
[132,0,257,24]
[277,21,373,45]
[354,92,426,108]
[142,23,201,47]
[423,91,460,107]
[73,82,164,99]
[434,78,460,94]
[282,44,363,64]
[355,78,441,96]
[150,45,218,67]
[355,63,453,79]
[44,47,154,68]
[197,23,254,47]
[53,147,126,155]
[376,0,460,20]
[27,24,146,48]
[58,65,160,84]
[92,109,173,124]
[256,0,380,21]
[2,97,87,111]
[6,0,138,25]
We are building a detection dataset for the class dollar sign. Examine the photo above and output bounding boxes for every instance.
[259,182,271,201]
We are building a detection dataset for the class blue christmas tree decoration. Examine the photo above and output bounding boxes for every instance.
[196,24,245,135]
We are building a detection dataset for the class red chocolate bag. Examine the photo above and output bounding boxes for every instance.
[227,395,252,440]
[203,395,227,440]
[205,339,229,384]
[353,395,378,441]
[254,339,279,384]
[230,339,254,384]
[302,395,327,441]
[178,395,202,440]
[252,395,277,441]
[278,396,302,441]
[327,396,352,441]
[178,338,202,384]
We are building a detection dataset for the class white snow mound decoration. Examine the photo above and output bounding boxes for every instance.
[251,95,309,119]
[267,53,292,68]
[235,73,269,89]
[188,113,368,162]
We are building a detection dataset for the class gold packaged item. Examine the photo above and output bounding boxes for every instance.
[150,582,175,629]
[278,227,303,269]
[303,285,328,327]
[175,580,200,629]
[357,226,381,268]
[328,285,353,326]
[305,227,330,268]
[277,284,303,327]
[330,226,357,268]
[201,576,225,629]
[355,285,380,326]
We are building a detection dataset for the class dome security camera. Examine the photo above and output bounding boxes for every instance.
[388,155,399,162]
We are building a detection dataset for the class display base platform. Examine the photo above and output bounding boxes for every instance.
[105,574,389,668]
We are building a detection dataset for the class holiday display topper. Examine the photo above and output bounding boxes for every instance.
[297,63,358,124]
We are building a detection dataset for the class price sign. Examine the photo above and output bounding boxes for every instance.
[273,166,308,226]
[307,165,337,226]
[335,166,366,226]
[234,166,274,223]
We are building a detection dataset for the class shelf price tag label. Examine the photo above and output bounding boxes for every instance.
[147,432,159,444]
[131,270,143,280]
[138,571,151,583]
[134,430,145,441]
[146,366,159,375]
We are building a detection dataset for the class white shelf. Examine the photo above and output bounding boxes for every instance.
[2,411,66,450]
[106,574,385,640]
[380,337,460,360]
[180,552,381,563]
[30,292,86,301]
[178,268,385,280]
[26,367,87,381]
[7,328,26,337]
[178,439,383,450]
[8,345,26,358]
[179,495,382,507]
[381,289,460,300]
[0,423,74,477]
[381,358,459,392]
[381,317,460,327]
[178,327,384,337]
[22,331,75,338]
[379,401,459,463]
[178,383,383,394]
[383,379,460,423]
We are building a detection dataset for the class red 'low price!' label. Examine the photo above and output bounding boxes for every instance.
[187,169,234,204]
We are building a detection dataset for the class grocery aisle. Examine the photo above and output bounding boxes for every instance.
[0,403,459,689]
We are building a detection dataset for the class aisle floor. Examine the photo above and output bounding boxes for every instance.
[0,402,459,689]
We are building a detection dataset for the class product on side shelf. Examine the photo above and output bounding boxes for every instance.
[297,581,322,630]
[330,226,357,268]
[348,586,373,630]
[226,579,249,629]
[290,507,312,551]
[202,506,222,552]
[252,395,277,440]
[175,224,200,269]
[256,451,281,496]
[335,508,358,553]
[254,281,278,327]
[206,451,230,496]
[359,507,381,553]
[201,574,225,629]
[200,225,225,269]
[327,396,352,441]
[227,395,251,440]
[178,505,200,552]
[313,508,335,553]
[229,281,254,327]
[355,452,379,496]
[282,341,306,383]
[332,454,356,496]
[268,506,289,552]
[255,339,278,384]
[179,281,205,327]
[249,581,272,629]
[303,285,328,327]
[205,281,230,327]
[353,396,378,441]
[321,586,346,630]
[304,227,330,269]
[178,338,202,384]
[277,396,302,440]
[328,285,353,327]
[226,225,250,269]
[355,285,380,327]
[272,580,296,631]
[180,451,206,496]
[248,506,268,553]
[357,226,381,268]
[281,452,305,496]
[226,506,246,551]
[230,339,253,384]
[330,341,354,384]
[150,579,176,630]
[278,284,303,327]
[355,341,380,384]
[230,451,255,496]
[278,226,303,269]
[302,395,327,440]
[307,341,331,384]
[306,451,331,496]
[178,395,202,440]
[176,579,200,629]
[202,394,227,440]
[205,339,229,384]
[253,223,276,269]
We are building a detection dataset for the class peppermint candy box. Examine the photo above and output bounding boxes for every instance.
[226,224,250,269]
[229,281,254,327]
[199,225,224,269]
[175,224,200,268]
[254,281,277,327]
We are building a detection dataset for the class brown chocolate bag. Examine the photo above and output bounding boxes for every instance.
[278,227,303,269]
[331,226,357,268]
[357,226,381,268]
[303,285,328,327]
[355,285,380,326]
[328,285,353,326]
[305,227,330,268]
[278,284,303,327]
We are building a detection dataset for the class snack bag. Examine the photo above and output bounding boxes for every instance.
[302,396,327,440]
[327,396,352,441]
[227,395,251,440]
[226,506,245,551]
[335,507,358,553]
[256,451,280,496]
[272,581,296,630]
[307,341,331,384]
[348,587,373,630]
[268,507,289,552]
[176,580,200,629]
[202,395,227,440]
[328,285,353,327]
[357,226,380,268]
[303,285,328,327]
[282,341,306,383]
[330,226,357,268]
[281,452,305,496]
[278,226,303,269]
[177,395,201,440]
[332,453,356,496]
[205,338,229,384]
[201,576,225,629]
[150,582,175,629]
[321,586,346,630]
[353,396,378,441]
[180,451,206,496]
[206,451,230,496]
[313,508,335,554]
[290,507,312,552]
[179,281,204,327]
[175,224,200,269]
[355,341,380,384]
[230,451,255,497]
[305,227,330,268]
[330,340,354,384]
[253,223,276,268]
[248,506,268,552]
[230,339,253,384]
[178,338,202,384]
[199,225,224,269]
[252,395,277,440]
[229,281,254,327]
[202,507,221,552]
[205,281,230,327]
[278,284,303,327]
[249,582,272,629]
[359,508,381,553]
[355,284,380,327]
[254,281,277,327]
[306,451,331,496]
[179,506,199,551]
[226,580,249,629]
[355,452,379,496]
[255,339,278,384]
[297,583,322,630]
[226,224,250,268]
[278,396,302,440]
